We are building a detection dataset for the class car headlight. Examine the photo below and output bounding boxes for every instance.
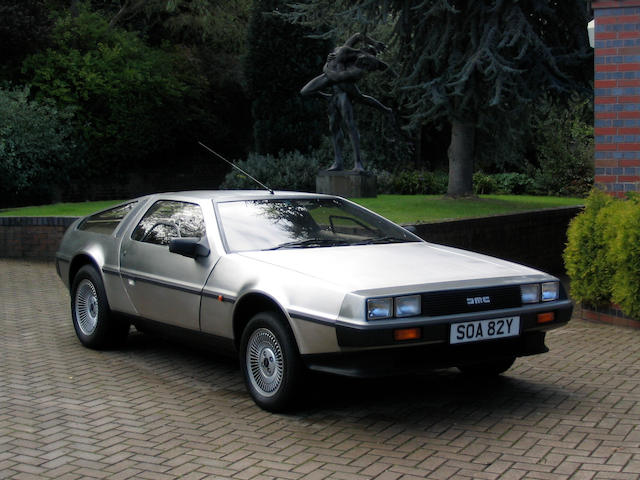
[521,284,540,304]
[541,282,559,302]
[395,295,421,317]
[367,298,393,319]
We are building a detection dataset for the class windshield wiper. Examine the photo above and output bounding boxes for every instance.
[265,238,349,250]
[352,236,412,245]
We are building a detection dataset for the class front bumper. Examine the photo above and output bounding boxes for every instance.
[301,299,572,377]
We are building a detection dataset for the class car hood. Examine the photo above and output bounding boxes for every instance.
[238,242,548,293]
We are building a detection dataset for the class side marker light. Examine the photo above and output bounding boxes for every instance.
[394,328,421,341]
[537,312,555,324]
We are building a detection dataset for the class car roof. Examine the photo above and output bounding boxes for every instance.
[139,190,337,203]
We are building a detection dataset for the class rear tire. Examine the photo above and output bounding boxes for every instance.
[458,356,516,377]
[240,312,302,412]
[71,265,129,349]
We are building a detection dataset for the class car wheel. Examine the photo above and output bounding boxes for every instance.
[458,356,516,377]
[71,265,129,349]
[240,312,302,412]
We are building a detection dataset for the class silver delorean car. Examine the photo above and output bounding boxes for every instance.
[56,190,573,411]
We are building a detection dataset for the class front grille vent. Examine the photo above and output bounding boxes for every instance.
[421,285,521,317]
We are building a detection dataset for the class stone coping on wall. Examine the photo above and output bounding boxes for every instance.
[577,303,640,330]
[0,216,78,227]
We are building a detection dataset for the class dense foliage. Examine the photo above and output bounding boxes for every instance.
[0,0,595,207]
[220,150,322,192]
[23,8,192,175]
[0,86,85,206]
[564,190,640,319]
[0,0,52,80]
[286,0,593,196]
[245,0,329,155]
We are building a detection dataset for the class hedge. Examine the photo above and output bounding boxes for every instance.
[564,190,640,319]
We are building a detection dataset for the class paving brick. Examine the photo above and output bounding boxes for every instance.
[2,259,640,480]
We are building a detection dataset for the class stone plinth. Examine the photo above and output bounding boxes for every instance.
[316,170,377,198]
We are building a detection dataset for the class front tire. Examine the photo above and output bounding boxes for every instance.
[240,312,302,412]
[71,265,129,349]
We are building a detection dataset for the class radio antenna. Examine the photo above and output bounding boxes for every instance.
[198,141,274,195]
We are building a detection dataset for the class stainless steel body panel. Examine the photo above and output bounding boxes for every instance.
[56,190,572,367]
[118,196,221,330]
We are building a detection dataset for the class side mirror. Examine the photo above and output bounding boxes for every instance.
[403,225,417,234]
[169,237,210,259]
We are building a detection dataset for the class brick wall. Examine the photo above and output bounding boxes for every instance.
[0,208,583,275]
[0,217,77,261]
[413,206,583,275]
[593,0,640,196]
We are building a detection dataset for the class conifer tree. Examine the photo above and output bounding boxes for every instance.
[287,0,592,195]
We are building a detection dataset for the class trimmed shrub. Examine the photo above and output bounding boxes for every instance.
[564,190,640,318]
[607,194,640,319]
[564,190,613,306]
[220,150,322,192]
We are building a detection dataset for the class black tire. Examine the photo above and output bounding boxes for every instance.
[71,265,129,349]
[458,356,516,377]
[239,311,302,412]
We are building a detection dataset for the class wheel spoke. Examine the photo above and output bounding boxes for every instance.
[246,328,284,397]
[75,279,99,335]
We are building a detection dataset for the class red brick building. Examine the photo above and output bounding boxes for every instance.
[593,0,640,196]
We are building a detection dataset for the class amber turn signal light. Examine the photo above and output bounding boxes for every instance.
[394,327,421,341]
[537,312,555,324]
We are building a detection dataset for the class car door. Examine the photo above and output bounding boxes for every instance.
[119,199,215,330]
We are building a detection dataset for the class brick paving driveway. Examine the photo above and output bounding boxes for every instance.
[1,259,639,480]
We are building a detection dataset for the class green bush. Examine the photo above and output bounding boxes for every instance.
[532,97,594,197]
[607,194,640,318]
[22,8,191,175]
[564,190,640,319]
[473,172,497,194]
[0,85,85,206]
[386,170,448,195]
[492,173,535,195]
[220,150,322,192]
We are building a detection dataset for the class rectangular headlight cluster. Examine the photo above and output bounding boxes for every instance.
[367,295,421,320]
[521,282,559,304]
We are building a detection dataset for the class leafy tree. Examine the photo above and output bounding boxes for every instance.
[0,0,52,81]
[90,0,253,159]
[532,96,594,197]
[245,0,330,155]
[287,0,592,196]
[22,8,193,176]
[0,86,85,206]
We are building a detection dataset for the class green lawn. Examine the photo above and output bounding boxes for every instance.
[353,194,584,224]
[0,200,123,217]
[0,194,584,223]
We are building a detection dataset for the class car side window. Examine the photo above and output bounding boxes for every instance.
[78,202,137,235]
[131,201,205,246]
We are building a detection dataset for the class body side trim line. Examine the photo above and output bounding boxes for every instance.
[289,311,335,327]
[119,269,204,296]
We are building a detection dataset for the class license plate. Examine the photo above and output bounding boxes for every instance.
[450,316,520,344]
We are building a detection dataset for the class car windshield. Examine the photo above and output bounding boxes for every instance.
[216,197,421,253]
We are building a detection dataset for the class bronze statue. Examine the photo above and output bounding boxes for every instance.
[301,33,394,172]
